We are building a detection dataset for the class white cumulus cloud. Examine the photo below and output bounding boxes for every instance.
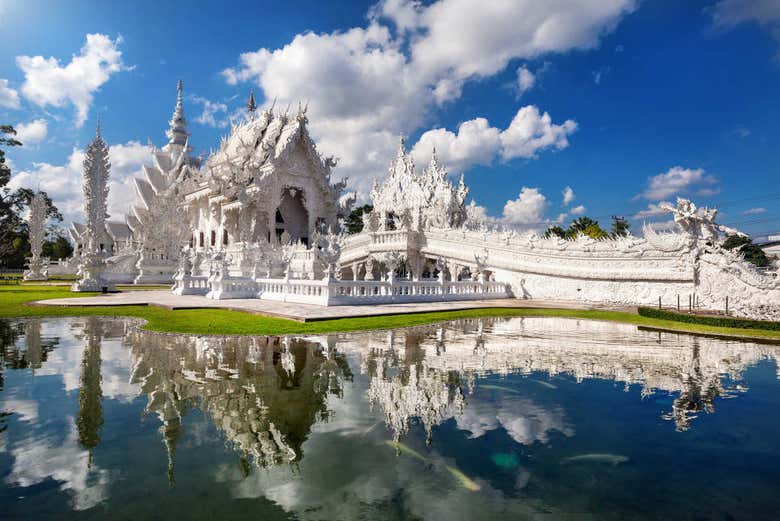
[409,0,636,88]
[0,79,21,109]
[9,140,150,224]
[502,187,549,228]
[222,0,633,192]
[16,34,129,128]
[638,166,718,201]
[516,66,536,96]
[412,117,501,172]
[14,118,48,144]
[711,1,780,52]
[570,204,586,215]
[632,201,672,219]
[191,95,229,128]
[711,0,780,29]
[562,186,575,205]
[500,105,577,159]
[412,106,576,173]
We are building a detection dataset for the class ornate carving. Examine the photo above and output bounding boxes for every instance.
[24,192,49,281]
[369,140,467,232]
[73,124,115,292]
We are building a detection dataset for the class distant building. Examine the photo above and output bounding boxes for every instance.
[760,235,780,258]
[68,220,134,256]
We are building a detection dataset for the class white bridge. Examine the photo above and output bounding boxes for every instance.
[335,222,780,320]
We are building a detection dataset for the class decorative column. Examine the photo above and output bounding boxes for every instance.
[72,123,115,292]
[24,192,49,281]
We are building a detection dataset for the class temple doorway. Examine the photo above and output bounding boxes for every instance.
[276,188,309,245]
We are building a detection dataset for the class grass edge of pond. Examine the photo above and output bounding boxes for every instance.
[2,284,780,340]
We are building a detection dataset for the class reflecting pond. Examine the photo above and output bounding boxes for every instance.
[2,316,780,520]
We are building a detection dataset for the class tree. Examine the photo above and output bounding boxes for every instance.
[568,217,608,240]
[543,216,608,241]
[584,223,608,239]
[0,125,63,268]
[42,231,74,260]
[722,234,770,268]
[1,125,24,259]
[543,225,567,239]
[569,217,599,236]
[610,215,630,238]
[344,204,373,234]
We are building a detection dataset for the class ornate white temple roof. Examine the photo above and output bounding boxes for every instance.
[127,81,201,258]
[369,137,468,229]
[105,221,132,241]
[200,102,335,190]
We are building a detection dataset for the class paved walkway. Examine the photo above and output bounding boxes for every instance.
[31,290,634,322]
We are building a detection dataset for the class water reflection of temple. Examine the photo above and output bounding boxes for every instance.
[326,317,780,434]
[3,314,779,482]
[125,331,353,478]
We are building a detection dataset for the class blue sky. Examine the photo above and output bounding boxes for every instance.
[2,0,780,238]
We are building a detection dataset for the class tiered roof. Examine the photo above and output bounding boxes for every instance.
[370,138,469,229]
[200,102,336,190]
[127,81,201,235]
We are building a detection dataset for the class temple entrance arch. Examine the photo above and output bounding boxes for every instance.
[276,187,310,245]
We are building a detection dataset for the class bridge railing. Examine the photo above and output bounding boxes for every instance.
[251,277,510,305]
[256,278,331,305]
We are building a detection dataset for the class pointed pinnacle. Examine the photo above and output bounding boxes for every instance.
[247,88,257,115]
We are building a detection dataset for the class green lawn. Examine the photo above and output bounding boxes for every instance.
[1,284,780,339]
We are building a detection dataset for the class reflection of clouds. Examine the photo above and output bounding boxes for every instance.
[456,395,573,445]
[0,317,139,512]
[0,398,38,423]
[98,338,140,403]
[4,314,779,518]
[309,373,375,437]
[30,323,84,392]
[226,434,548,521]
[6,421,110,510]
[221,364,551,519]
[25,319,140,403]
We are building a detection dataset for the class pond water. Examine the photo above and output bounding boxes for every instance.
[1,316,780,520]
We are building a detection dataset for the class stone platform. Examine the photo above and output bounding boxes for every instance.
[31,290,633,322]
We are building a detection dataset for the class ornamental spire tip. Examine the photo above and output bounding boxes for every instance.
[246,88,257,118]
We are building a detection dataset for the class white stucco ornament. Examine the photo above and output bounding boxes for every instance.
[72,123,115,292]
[23,192,49,281]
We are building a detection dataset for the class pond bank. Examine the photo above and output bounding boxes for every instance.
[2,284,780,340]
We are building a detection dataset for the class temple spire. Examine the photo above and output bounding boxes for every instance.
[166,80,189,147]
[296,100,308,124]
[82,123,110,252]
[246,89,257,119]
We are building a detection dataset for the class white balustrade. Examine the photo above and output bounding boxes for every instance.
[252,277,510,305]
[172,275,209,295]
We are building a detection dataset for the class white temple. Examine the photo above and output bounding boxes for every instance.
[68,82,780,320]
